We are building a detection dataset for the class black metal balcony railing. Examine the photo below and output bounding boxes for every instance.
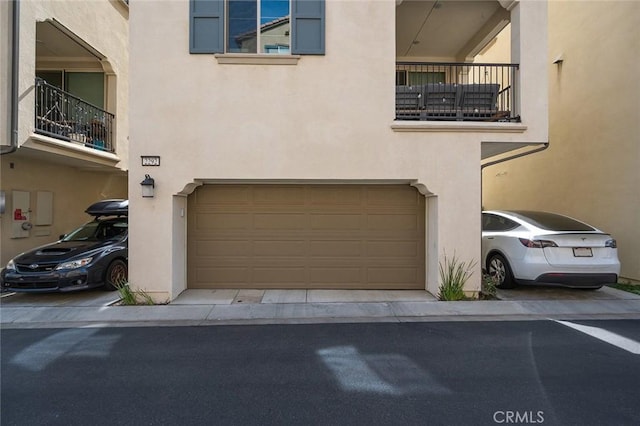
[395,62,519,122]
[34,78,115,152]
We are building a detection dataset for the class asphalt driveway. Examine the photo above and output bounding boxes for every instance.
[496,284,639,301]
[0,288,120,308]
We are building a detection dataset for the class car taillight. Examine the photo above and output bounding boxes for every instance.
[519,238,558,248]
[605,239,617,248]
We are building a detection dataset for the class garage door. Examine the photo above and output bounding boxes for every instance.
[187,184,425,289]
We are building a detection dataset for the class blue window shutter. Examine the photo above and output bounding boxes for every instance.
[190,0,224,54]
[292,0,325,55]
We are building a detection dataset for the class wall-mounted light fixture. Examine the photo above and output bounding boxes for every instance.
[140,174,155,198]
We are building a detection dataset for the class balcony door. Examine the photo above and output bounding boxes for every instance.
[36,71,104,108]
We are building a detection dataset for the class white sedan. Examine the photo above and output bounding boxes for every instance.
[481,210,620,289]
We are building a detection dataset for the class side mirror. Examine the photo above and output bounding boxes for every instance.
[59,234,66,240]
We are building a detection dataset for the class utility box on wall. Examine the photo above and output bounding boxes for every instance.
[11,190,31,238]
[35,191,53,225]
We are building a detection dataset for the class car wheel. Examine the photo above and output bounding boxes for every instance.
[487,254,516,289]
[104,259,127,291]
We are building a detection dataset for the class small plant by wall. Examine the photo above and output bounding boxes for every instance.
[481,273,498,300]
[113,281,155,305]
[438,252,477,301]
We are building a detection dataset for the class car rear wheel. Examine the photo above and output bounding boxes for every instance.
[104,259,127,291]
[488,254,516,289]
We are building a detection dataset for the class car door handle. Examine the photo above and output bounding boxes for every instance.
[487,237,494,239]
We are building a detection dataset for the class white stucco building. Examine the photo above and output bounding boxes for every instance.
[128,0,548,302]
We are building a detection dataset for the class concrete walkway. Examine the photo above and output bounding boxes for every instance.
[1,287,639,329]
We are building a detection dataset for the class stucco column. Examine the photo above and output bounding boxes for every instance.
[128,191,175,303]
[510,0,549,142]
[417,142,483,298]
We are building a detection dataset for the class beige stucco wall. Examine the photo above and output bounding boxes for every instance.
[129,0,548,301]
[482,0,640,281]
[0,1,129,267]
[475,25,511,71]
[15,0,129,166]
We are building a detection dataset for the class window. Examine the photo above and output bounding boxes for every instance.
[409,71,445,85]
[228,0,290,54]
[509,211,596,232]
[35,71,105,108]
[482,214,520,232]
[396,70,445,86]
[190,0,325,55]
[36,71,63,89]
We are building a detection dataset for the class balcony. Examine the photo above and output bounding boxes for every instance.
[34,78,115,153]
[395,62,519,122]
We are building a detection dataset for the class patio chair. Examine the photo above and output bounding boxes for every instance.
[395,85,423,120]
[458,84,500,120]
[421,83,460,120]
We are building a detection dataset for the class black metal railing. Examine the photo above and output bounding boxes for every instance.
[34,78,115,152]
[395,62,520,122]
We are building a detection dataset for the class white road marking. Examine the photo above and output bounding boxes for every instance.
[555,320,640,355]
[317,345,451,395]
[10,328,119,372]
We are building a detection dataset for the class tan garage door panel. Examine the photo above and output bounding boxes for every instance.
[188,184,425,289]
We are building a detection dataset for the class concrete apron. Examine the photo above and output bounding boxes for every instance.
[1,287,639,328]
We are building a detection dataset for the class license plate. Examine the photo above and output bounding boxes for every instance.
[573,247,593,257]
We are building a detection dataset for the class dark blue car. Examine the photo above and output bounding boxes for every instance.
[2,199,128,293]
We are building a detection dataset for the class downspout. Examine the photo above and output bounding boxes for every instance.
[1,0,19,155]
[481,141,549,169]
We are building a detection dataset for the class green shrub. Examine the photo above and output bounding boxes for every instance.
[481,273,498,299]
[438,253,477,301]
[610,282,640,296]
[113,281,154,305]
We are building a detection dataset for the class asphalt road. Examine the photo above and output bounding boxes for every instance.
[2,320,639,426]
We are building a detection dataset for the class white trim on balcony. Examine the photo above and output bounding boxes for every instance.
[26,133,121,168]
[390,121,527,133]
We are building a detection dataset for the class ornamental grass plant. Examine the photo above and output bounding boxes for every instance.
[113,280,155,305]
[438,252,477,301]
